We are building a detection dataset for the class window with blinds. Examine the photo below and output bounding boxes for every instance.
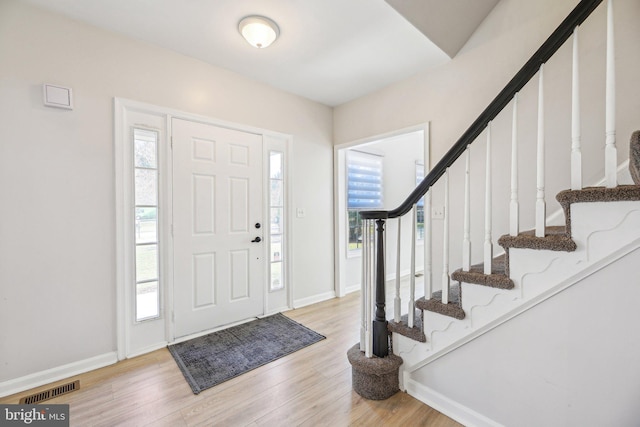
[346,150,383,251]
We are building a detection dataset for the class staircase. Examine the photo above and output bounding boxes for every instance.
[392,176,640,372]
[351,0,640,424]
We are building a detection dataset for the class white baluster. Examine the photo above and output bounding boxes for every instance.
[408,207,417,328]
[394,217,401,323]
[442,170,450,304]
[424,189,432,300]
[605,0,617,188]
[536,65,546,238]
[462,146,471,271]
[571,27,583,191]
[510,94,520,236]
[360,218,367,352]
[484,124,493,274]
[365,220,373,357]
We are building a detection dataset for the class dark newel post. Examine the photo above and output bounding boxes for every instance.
[372,219,388,357]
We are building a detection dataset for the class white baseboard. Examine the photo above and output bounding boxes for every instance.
[344,284,360,294]
[293,291,336,309]
[126,342,168,359]
[0,352,118,398]
[405,378,503,427]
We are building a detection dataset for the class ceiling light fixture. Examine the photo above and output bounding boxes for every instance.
[238,15,280,49]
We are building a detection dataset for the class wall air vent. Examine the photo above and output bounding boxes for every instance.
[19,380,80,404]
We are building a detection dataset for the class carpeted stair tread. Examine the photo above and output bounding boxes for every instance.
[388,310,426,342]
[629,130,640,185]
[556,185,640,205]
[556,185,640,234]
[416,283,465,320]
[451,254,514,289]
[498,226,576,252]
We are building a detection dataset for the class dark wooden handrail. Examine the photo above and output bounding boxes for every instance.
[361,0,603,221]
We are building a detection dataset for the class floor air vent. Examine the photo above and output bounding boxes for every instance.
[19,380,80,404]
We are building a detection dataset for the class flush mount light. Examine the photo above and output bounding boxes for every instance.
[238,15,280,49]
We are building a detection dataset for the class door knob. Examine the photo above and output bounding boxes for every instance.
[251,237,262,243]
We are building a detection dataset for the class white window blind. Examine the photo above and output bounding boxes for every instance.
[347,150,383,209]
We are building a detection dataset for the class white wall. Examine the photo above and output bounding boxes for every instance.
[334,0,640,294]
[412,246,640,426]
[0,1,334,384]
[340,132,425,292]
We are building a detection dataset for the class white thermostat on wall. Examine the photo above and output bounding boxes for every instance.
[43,83,73,110]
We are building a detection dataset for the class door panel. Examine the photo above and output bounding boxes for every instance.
[172,118,264,338]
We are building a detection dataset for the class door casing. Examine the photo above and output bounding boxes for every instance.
[115,98,293,360]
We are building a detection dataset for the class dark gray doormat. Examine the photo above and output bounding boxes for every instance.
[168,313,326,394]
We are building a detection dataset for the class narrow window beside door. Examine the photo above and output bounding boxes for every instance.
[133,128,160,321]
[269,151,285,291]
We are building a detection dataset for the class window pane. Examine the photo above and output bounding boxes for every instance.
[270,152,283,179]
[136,281,159,320]
[270,262,283,291]
[348,209,363,250]
[270,207,283,235]
[417,206,425,240]
[271,236,282,262]
[270,179,283,207]
[134,129,158,169]
[416,163,425,239]
[135,169,158,206]
[136,244,158,282]
[135,207,158,244]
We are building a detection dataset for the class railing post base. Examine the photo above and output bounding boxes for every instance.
[347,343,403,400]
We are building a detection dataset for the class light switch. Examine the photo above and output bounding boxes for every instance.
[432,206,445,220]
[296,208,306,218]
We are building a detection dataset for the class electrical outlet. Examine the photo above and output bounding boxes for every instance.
[296,208,306,218]
[432,206,445,219]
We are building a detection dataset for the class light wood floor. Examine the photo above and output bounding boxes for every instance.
[1,293,462,426]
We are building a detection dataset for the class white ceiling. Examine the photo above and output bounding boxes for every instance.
[18,0,498,107]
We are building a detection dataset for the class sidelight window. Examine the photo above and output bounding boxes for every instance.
[269,151,285,291]
[133,128,160,321]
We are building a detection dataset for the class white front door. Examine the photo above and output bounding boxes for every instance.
[172,118,264,338]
